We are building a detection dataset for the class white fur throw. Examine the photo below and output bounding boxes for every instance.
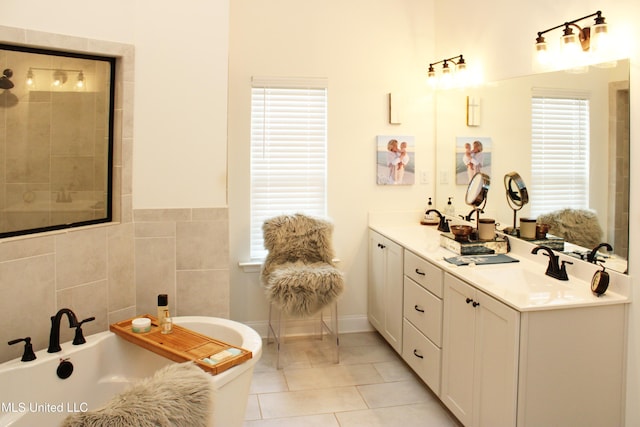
[262,214,344,317]
[61,362,211,427]
[537,208,603,249]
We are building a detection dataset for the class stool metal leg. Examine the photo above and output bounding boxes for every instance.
[267,302,285,369]
[320,301,340,364]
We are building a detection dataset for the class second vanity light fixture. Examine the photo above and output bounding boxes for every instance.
[26,67,86,91]
[427,54,468,89]
[535,10,610,67]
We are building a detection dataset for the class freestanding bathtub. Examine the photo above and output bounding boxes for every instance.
[0,316,262,427]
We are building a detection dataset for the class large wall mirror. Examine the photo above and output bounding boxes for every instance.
[436,59,629,274]
[0,43,115,238]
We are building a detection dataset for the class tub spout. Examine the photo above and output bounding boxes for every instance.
[48,308,79,353]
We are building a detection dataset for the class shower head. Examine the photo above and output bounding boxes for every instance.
[0,69,15,90]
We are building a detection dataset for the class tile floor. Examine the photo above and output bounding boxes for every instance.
[243,331,462,427]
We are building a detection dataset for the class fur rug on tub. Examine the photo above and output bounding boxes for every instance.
[61,362,211,427]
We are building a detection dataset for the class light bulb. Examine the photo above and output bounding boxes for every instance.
[535,36,550,65]
[75,72,85,90]
[25,69,36,89]
[561,28,582,68]
[590,22,609,54]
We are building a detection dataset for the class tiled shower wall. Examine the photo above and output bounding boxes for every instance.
[0,208,230,363]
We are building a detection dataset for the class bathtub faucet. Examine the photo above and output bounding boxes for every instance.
[48,308,79,353]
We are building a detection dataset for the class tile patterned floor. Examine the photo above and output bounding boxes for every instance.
[243,331,462,426]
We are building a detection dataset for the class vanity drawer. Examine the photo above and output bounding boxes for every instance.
[403,277,442,346]
[402,319,441,395]
[404,250,443,298]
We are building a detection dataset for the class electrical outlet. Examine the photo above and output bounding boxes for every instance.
[440,171,449,184]
[420,170,429,184]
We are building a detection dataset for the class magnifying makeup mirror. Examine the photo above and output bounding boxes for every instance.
[465,172,490,224]
[503,171,529,235]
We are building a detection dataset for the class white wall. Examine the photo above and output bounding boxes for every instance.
[434,1,640,425]
[227,0,436,329]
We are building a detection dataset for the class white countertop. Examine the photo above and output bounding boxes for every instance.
[370,222,630,312]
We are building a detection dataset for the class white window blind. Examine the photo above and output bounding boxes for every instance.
[530,91,590,217]
[250,77,328,259]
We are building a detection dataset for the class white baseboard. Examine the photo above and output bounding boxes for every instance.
[245,314,374,338]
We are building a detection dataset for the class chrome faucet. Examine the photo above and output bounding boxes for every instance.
[48,308,79,353]
[587,243,613,264]
[531,245,573,281]
[426,209,450,233]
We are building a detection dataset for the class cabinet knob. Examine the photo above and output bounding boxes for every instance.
[413,349,424,359]
[378,243,386,249]
[466,297,473,304]
[415,268,426,276]
[414,305,425,313]
[472,301,480,307]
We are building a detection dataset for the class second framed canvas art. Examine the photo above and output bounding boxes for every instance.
[455,136,492,185]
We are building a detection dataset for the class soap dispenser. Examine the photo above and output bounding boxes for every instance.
[422,197,438,225]
[445,197,455,216]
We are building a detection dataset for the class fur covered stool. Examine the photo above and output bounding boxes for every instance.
[261,214,344,368]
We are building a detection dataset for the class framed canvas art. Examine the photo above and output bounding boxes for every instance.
[376,135,415,185]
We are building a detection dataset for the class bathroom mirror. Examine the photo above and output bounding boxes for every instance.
[0,44,115,238]
[503,171,528,234]
[465,172,490,207]
[435,59,630,274]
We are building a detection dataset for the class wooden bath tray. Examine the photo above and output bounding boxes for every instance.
[110,315,252,375]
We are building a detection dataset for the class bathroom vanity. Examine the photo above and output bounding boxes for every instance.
[368,214,629,427]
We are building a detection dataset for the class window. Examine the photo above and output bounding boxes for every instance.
[530,91,590,217]
[0,43,115,239]
[249,77,328,259]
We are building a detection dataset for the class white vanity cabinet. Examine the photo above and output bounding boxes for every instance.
[368,230,403,353]
[402,250,443,394]
[368,224,628,427]
[441,273,520,427]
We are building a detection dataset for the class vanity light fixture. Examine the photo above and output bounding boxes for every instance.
[25,67,86,90]
[535,10,609,67]
[427,54,468,89]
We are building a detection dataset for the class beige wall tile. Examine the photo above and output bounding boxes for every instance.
[135,221,176,238]
[177,269,229,317]
[133,208,191,223]
[55,227,107,289]
[0,235,54,262]
[0,254,55,360]
[177,220,229,270]
[135,236,176,316]
[108,223,135,311]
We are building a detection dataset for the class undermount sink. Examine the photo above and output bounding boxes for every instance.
[470,266,581,307]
